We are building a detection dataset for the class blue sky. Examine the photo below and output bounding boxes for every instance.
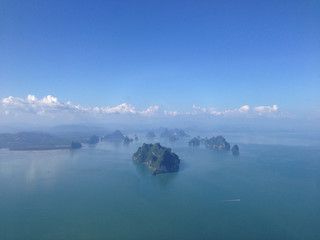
[0,0,319,123]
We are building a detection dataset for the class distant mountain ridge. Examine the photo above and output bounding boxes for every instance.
[160,128,189,138]
[0,132,70,150]
[102,130,125,142]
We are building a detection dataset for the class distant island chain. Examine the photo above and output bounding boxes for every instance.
[0,128,239,175]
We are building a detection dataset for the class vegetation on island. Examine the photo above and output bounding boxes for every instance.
[132,143,180,175]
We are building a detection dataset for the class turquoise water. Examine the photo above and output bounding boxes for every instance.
[0,134,320,239]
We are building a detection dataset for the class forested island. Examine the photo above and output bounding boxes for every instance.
[189,135,240,155]
[132,143,180,175]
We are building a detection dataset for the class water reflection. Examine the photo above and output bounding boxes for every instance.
[132,161,178,187]
[0,150,70,190]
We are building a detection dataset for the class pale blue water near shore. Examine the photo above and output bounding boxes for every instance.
[0,132,320,239]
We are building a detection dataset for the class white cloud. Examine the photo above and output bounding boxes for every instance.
[1,95,162,120]
[208,105,249,116]
[100,103,136,114]
[140,105,160,115]
[208,108,222,116]
[253,105,278,114]
[0,94,287,124]
[40,95,59,105]
[273,105,278,111]
[2,95,89,119]
[164,110,179,116]
[205,104,278,117]
[192,104,207,114]
[27,95,37,102]
[239,105,250,113]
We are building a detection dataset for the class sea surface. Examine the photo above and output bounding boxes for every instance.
[0,132,320,240]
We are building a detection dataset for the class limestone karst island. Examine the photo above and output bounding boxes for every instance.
[132,143,180,175]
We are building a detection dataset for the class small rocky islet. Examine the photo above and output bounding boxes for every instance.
[122,136,134,145]
[231,145,240,155]
[71,141,82,149]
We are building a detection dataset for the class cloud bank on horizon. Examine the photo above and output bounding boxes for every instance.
[0,94,290,124]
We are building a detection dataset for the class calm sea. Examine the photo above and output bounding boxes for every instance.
[0,132,319,240]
